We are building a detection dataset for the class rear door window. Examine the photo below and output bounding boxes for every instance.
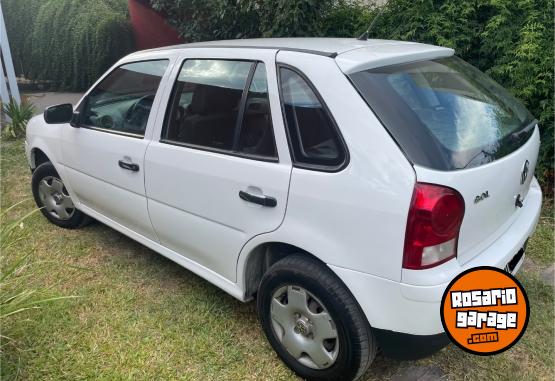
[163,59,277,160]
[164,59,251,151]
[349,56,535,170]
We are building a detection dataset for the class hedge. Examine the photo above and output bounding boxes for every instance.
[3,0,134,90]
[151,0,553,192]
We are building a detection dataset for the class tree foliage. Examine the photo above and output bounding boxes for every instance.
[149,0,337,40]
[3,0,134,90]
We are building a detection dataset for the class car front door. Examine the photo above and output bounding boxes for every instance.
[144,49,292,281]
[60,56,173,241]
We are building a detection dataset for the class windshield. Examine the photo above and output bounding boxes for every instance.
[349,56,535,170]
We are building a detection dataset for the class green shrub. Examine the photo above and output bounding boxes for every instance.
[1,0,43,78]
[150,0,336,40]
[1,99,35,140]
[149,0,253,41]
[2,0,134,90]
[321,1,375,38]
[256,0,335,37]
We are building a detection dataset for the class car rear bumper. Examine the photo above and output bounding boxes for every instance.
[329,177,542,342]
[372,329,450,359]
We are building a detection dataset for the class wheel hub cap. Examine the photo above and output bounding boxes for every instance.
[270,285,339,370]
[37,176,75,221]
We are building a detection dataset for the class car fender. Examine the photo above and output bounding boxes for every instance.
[26,116,81,205]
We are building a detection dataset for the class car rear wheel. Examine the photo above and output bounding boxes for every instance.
[257,254,376,381]
[32,162,89,229]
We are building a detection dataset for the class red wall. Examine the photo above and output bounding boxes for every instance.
[128,0,183,51]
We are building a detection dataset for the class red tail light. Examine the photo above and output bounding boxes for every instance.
[403,183,465,270]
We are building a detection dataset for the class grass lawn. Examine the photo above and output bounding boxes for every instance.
[1,138,553,380]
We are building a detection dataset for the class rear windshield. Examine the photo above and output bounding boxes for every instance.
[349,56,535,170]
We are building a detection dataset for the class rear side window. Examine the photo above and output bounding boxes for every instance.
[279,67,346,170]
[349,56,535,170]
[163,59,277,159]
[81,60,168,137]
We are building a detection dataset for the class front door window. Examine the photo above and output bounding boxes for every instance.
[81,60,169,137]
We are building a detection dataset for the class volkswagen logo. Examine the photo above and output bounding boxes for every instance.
[520,160,530,185]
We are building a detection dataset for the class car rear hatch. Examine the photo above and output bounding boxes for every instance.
[412,127,539,264]
[345,52,540,265]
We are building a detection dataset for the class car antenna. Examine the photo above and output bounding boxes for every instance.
[357,5,386,41]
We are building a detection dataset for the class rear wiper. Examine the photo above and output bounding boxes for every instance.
[460,149,495,169]
[509,120,536,141]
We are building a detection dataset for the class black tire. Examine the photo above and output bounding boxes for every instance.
[257,254,376,381]
[32,162,90,229]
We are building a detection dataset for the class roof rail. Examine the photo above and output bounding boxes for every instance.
[145,44,338,58]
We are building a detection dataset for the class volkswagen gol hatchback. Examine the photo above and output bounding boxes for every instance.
[26,38,542,381]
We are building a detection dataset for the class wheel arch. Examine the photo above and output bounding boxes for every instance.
[240,241,327,300]
[30,147,51,170]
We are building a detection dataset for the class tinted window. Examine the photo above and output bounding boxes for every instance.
[164,60,251,151]
[82,60,168,136]
[349,56,535,170]
[279,67,345,168]
[238,63,277,158]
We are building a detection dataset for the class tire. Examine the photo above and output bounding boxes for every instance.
[257,254,376,381]
[31,162,90,229]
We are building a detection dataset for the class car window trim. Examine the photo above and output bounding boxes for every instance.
[276,63,350,173]
[232,62,258,149]
[77,58,170,139]
[160,58,280,163]
[159,138,279,163]
[79,125,145,139]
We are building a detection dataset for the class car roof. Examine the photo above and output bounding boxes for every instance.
[133,38,454,73]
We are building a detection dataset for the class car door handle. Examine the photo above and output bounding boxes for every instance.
[118,160,139,172]
[239,190,277,207]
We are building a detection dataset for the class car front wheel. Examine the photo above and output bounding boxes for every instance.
[32,162,89,229]
[257,254,376,381]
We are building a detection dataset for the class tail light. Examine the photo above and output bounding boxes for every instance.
[403,183,465,270]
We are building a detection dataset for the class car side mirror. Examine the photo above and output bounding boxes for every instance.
[44,103,74,124]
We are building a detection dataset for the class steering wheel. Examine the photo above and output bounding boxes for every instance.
[124,94,155,131]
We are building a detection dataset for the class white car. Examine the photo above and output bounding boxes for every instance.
[25,38,542,381]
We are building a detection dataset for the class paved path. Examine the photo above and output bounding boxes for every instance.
[24,92,83,116]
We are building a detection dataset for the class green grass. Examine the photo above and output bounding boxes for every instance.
[1,139,553,380]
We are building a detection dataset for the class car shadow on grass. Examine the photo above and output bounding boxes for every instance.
[80,220,443,381]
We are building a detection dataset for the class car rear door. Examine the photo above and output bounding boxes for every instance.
[144,48,292,282]
[60,54,175,241]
